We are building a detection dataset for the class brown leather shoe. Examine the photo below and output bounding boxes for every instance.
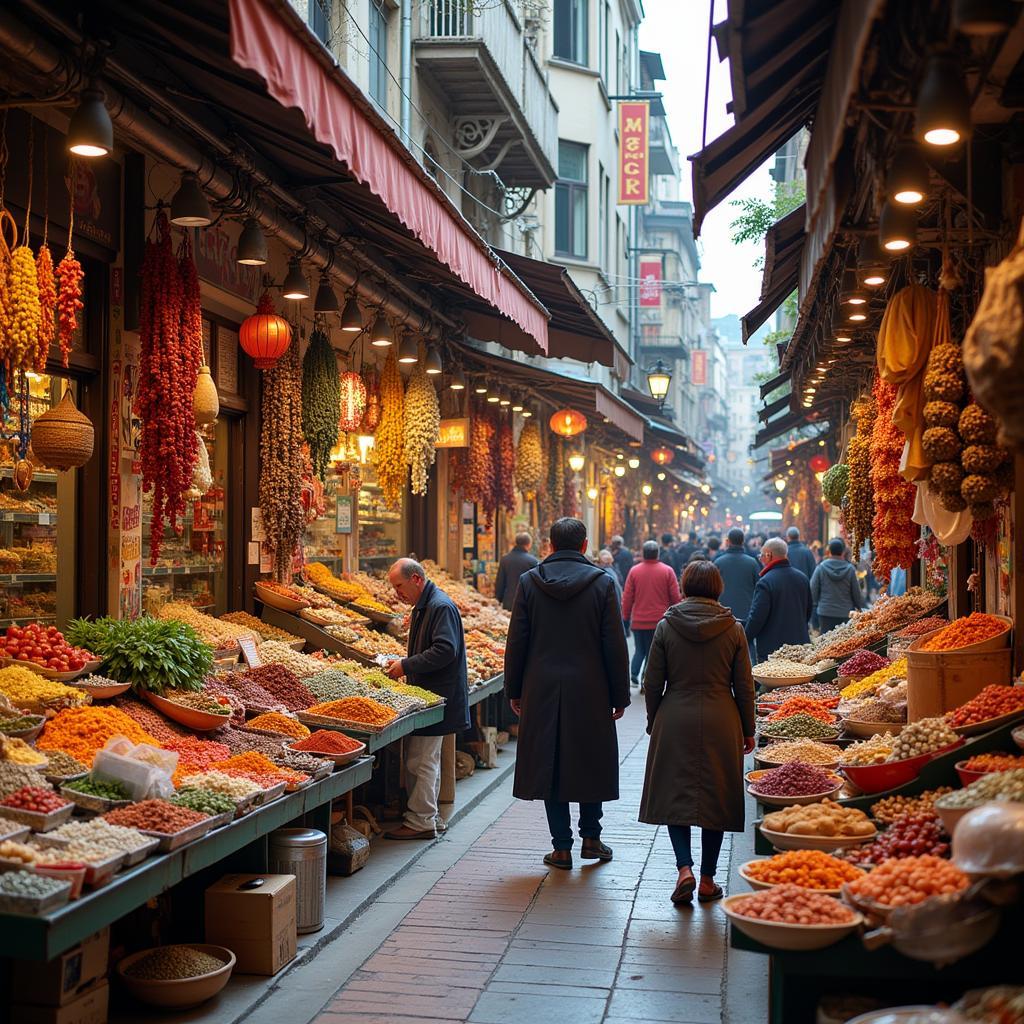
[543,850,572,870]
[580,838,613,861]
[383,825,436,841]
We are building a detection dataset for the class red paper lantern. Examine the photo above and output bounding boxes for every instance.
[338,371,368,432]
[809,452,830,474]
[650,446,674,466]
[239,291,291,369]
[549,408,588,437]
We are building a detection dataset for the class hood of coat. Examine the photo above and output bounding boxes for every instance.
[663,597,737,642]
[820,558,854,582]
[531,550,605,600]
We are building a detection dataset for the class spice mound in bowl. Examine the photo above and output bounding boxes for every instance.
[749,761,840,799]
[118,944,235,1009]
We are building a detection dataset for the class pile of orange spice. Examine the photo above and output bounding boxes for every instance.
[919,613,1008,652]
[766,697,836,725]
[291,730,364,754]
[743,849,862,890]
[246,712,311,740]
[307,697,397,727]
[208,751,308,788]
[37,707,161,766]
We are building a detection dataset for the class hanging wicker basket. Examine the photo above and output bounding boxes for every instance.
[193,365,219,425]
[31,390,94,470]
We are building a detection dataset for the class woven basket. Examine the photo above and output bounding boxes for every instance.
[193,365,219,424]
[31,390,94,470]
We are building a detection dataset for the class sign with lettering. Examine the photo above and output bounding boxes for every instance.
[691,349,708,387]
[618,101,650,205]
[238,635,263,668]
[436,418,471,449]
[639,259,662,306]
[335,495,352,534]
[196,224,261,303]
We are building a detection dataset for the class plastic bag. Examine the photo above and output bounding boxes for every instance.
[92,736,179,800]
[952,801,1024,879]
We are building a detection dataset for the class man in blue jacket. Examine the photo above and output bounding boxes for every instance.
[810,538,865,634]
[744,538,813,662]
[384,558,470,840]
[716,528,760,621]
[785,527,818,580]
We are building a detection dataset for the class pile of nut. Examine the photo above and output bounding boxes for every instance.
[49,818,156,857]
[755,659,816,680]
[840,734,894,766]
[888,716,959,762]
[762,801,875,838]
[870,788,953,824]
[125,946,228,981]
[935,769,1024,810]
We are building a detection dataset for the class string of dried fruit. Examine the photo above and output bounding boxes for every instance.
[404,362,440,495]
[300,327,340,480]
[137,212,186,562]
[959,402,1011,521]
[338,370,367,432]
[846,393,875,553]
[465,401,495,522]
[361,367,381,432]
[551,437,565,523]
[259,331,305,581]
[538,425,554,531]
[514,420,543,498]
[374,350,406,510]
[922,319,969,513]
[55,252,83,369]
[175,233,202,503]
[34,243,55,372]
[496,413,516,513]
[870,376,917,583]
[8,238,40,373]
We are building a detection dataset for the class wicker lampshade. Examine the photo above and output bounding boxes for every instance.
[31,390,94,470]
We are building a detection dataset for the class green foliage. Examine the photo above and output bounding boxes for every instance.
[65,617,213,694]
[729,180,807,265]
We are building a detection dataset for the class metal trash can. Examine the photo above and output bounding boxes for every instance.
[268,827,327,934]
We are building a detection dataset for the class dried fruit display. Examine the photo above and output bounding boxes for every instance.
[137,214,201,563]
[360,367,381,432]
[820,463,848,506]
[870,376,917,582]
[259,327,305,581]
[338,370,367,432]
[515,420,543,498]
[34,242,55,372]
[6,238,40,373]
[464,403,495,522]
[55,248,84,369]
[403,362,440,496]
[845,394,875,552]
[496,412,516,514]
[300,327,340,480]
[374,351,406,510]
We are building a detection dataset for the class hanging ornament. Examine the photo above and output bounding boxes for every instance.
[239,291,291,369]
[30,389,94,470]
[549,408,588,437]
[650,446,674,466]
[193,364,219,425]
[339,369,367,432]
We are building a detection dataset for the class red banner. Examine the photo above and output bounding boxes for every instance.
[618,101,650,205]
[639,259,662,306]
[691,349,708,386]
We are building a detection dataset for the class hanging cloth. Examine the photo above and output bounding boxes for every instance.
[876,283,936,481]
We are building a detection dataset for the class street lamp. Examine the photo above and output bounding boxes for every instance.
[568,452,585,473]
[646,359,672,408]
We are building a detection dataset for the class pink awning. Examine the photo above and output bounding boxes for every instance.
[228,0,548,353]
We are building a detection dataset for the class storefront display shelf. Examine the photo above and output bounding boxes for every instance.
[142,564,223,578]
[295,706,445,754]
[0,573,57,585]
[0,512,57,524]
[0,468,57,484]
[0,756,373,960]
[468,674,505,706]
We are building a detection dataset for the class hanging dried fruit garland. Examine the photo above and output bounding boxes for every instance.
[361,367,381,433]
[404,362,440,496]
[495,413,516,514]
[845,393,876,554]
[34,242,55,372]
[548,436,565,527]
[514,420,543,498]
[339,370,367,433]
[259,329,305,581]
[136,213,201,562]
[300,327,340,481]
[462,401,495,523]
[7,228,41,375]
[374,350,406,510]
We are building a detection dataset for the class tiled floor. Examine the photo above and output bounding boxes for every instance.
[312,699,766,1023]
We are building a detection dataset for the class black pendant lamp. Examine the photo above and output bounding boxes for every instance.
[448,368,466,390]
[170,172,212,227]
[840,267,868,307]
[858,235,889,288]
[282,258,310,301]
[887,143,930,205]
[916,55,972,147]
[397,332,418,364]
[370,313,392,346]
[424,345,443,375]
[67,80,113,157]
[340,293,362,332]
[236,218,268,266]
[879,201,917,252]
[314,274,339,312]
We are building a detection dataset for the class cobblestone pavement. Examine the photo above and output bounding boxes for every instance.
[312,697,766,1024]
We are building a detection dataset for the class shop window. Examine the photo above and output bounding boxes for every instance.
[554,0,588,65]
[0,374,78,628]
[309,0,331,43]
[358,466,404,570]
[369,1,389,109]
[555,141,588,259]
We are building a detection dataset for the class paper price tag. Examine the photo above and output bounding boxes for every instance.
[238,635,263,668]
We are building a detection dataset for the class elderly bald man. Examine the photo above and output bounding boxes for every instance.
[384,558,469,840]
[743,537,813,662]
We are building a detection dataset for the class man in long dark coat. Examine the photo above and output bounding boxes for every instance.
[504,517,630,870]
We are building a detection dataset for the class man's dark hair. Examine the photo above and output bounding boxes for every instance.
[682,559,724,599]
[707,536,721,551]
[688,530,697,542]
[828,537,846,557]
[688,550,708,563]
[660,533,674,546]
[550,517,587,551]
[642,540,660,560]
[728,527,745,546]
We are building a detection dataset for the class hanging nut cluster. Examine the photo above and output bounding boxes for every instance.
[514,420,543,498]
[845,394,875,553]
[403,361,440,496]
[373,350,406,510]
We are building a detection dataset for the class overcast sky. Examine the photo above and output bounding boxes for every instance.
[639,0,772,321]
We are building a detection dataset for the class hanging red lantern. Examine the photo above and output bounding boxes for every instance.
[809,452,830,474]
[650,446,674,466]
[239,291,291,369]
[549,408,588,437]
[338,370,367,432]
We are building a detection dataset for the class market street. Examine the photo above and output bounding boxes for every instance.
[303,699,766,1024]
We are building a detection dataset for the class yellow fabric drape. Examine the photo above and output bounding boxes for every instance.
[876,283,937,481]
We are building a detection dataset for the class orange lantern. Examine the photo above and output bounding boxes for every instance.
[338,371,367,432]
[549,408,588,437]
[239,291,291,369]
[650,446,674,466]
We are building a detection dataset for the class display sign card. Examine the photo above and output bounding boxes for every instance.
[335,495,352,534]
[238,635,263,668]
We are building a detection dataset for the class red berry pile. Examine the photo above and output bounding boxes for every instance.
[847,813,949,866]
[750,761,839,797]
[838,649,891,677]
[0,786,70,814]
[0,624,93,673]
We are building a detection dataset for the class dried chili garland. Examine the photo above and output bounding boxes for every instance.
[496,413,516,514]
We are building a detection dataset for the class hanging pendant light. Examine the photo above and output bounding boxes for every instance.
[340,293,363,332]
[448,367,466,390]
[887,143,930,204]
[953,0,1013,36]
[567,452,585,472]
[282,258,309,300]
[916,55,971,147]
[424,345,443,375]
[314,273,339,312]
[879,200,917,252]
[831,313,853,344]
[370,313,392,346]
[236,218,268,266]
[858,235,889,288]
[521,408,533,418]
[499,386,511,407]
[67,80,112,157]
[486,390,501,404]
[397,333,418,363]
[511,393,524,412]
[170,172,212,227]
[840,268,867,306]
[474,381,489,395]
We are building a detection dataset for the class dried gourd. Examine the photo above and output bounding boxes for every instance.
[403,362,440,496]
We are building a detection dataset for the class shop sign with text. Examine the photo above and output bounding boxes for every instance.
[437,418,471,448]
[618,102,650,205]
[639,259,662,306]
[691,349,708,386]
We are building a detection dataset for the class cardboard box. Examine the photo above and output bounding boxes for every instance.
[204,874,296,975]
[14,929,110,1007]
[12,978,108,1024]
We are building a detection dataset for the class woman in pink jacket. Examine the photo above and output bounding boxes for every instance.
[622,540,682,687]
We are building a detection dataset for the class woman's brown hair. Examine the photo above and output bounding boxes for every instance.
[681,559,724,600]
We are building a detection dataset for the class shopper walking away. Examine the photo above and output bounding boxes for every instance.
[494,532,539,611]
[658,533,676,567]
[785,527,818,580]
[610,535,634,586]
[622,540,682,688]
[810,538,865,634]
[596,549,624,604]
[744,538,813,661]
[673,531,699,574]
[706,535,721,560]
[383,559,469,840]
[716,527,761,622]
[504,517,629,870]
[640,560,755,904]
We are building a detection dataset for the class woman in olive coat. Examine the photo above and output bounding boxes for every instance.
[639,560,756,904]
